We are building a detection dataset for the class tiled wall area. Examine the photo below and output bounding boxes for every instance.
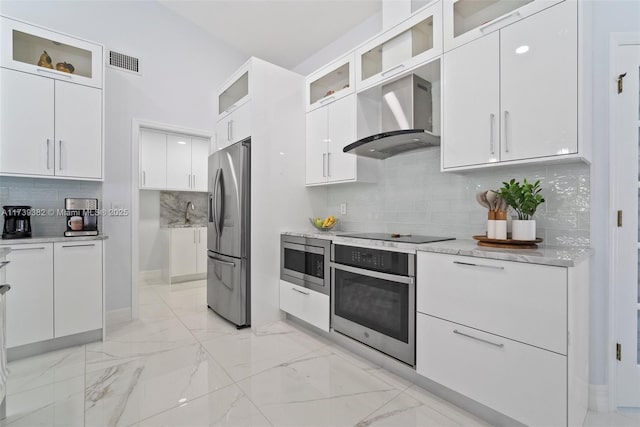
[327,149,590,246]
[159,191,208,227]
[0,177,102,237]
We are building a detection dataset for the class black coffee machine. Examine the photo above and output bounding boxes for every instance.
[2,206,32,239]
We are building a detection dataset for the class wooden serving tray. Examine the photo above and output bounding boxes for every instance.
[473,235,543,249]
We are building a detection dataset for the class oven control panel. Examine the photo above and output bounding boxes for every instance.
[332,245,412,276]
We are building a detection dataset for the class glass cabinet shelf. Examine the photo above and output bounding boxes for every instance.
[219,71,249,114]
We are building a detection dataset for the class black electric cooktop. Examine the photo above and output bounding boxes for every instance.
[340,233,455,244]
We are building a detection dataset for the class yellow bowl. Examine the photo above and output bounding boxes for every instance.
[309,217,338,231]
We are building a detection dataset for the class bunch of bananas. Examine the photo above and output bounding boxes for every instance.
[312,215,336,229]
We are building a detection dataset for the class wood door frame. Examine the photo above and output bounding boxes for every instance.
[608,32,640,410]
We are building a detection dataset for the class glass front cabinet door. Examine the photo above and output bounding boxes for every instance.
[306,53,355,112]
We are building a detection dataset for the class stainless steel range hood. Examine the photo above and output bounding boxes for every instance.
[344,74,440,160]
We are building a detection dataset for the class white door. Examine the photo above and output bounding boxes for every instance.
[196,227,207,274]
[166,134,192,190]
[171,228,197,277]
[442,32,500,169]
[613,39,640,407]
[140,129,166,189]
[500,0,577,161]
[191,137,209,192]
[0,69,54,176]
[327,95,356,183]
[53,241,102,337]
[5,244,54,347]
[305,106,328,185]
[55,81,102,179]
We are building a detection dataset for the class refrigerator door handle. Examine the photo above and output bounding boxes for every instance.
[212,168,221,236]
[208,193,214,223]
[217,169,225,235]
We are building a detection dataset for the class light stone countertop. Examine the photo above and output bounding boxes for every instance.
[161,223,206,229]
[282,230,592,267]
[0,235,108,245]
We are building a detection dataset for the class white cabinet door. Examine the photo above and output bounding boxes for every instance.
[229,101,251,144]
[306,53,355,112]
[53,241,102,337]
[191,138,209,192]
[326,95,356,182]
[171,228,197,277]
[0,69,54,176]
[196,227,208,274]
[4,244,54,348]
[55,81,102,179]
[305,107,328,185]
[140,129,167,189]
[442,33,500,169]
[166,134,192,190]
[500,0,577,161]
[279,280,330,332]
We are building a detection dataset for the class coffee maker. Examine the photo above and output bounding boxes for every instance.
[2,206,32,239]
[64,198,99,237]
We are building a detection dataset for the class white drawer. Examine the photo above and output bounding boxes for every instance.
[416,313,566,426]
[416,252,567,354]
[279,280,329,332]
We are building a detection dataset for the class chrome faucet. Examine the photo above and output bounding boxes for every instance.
[185,201,195,223]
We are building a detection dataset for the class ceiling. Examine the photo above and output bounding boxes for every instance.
[158,0,382,70]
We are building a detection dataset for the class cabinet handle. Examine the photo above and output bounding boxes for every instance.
[192,175,196,188]
[489,113,495,155]
[142,171,146,186]
[322,153,327,177]
[381,64,405,78]
[327,152,331,177]
[0,285,11,295]
[10,247,46,251]
[453,329,504,348]
[194,230,196,244]
[229,120,234,141]
[320,96,335,104]
[291,287,310,296]
[479,11,521,33]
[0,261,10,268]
[37,68,72,79]
[46,139,51,169]
[189,174,192,188]
[58,140,63,170]
[62,244,95,248]
[503,110,509,153]
[453,260,504,270]
[227,121,231,142]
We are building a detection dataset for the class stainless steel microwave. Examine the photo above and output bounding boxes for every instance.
[280,235,330,295]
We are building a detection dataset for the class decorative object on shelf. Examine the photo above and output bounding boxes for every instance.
[325,90,336,97]
[309,215,337,231]
[55,62,75,73]
[476,190,507,240]
[498,178,545,241]
[473,235,544,249]
[37,50,53,69]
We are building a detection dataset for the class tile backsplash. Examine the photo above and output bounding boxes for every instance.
[326,149,590,246]
[160,191,208,227]
[0,177,102,237]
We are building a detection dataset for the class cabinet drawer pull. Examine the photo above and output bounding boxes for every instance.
[503,110,510,153]
[453,261,504,270]
[58,140,63,170]
[291,287,310,296]
[381,64,405,78]
[142,171,146,186]
[322,153,327,177]
[10,247,46,251]
[489,113,495,155]
[62,244,95,248]
[46,139,51,170]
[0,261,10,268]
[453,329,504,348]
[479,11,521,33]
[0,284,11,295]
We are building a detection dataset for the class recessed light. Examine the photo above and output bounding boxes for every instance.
[369,149,376,152]
[515,45,529,54]
[177,141,187,145]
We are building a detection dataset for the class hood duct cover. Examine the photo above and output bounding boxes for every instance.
[344,74,440,160]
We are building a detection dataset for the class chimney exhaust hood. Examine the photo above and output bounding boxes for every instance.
[344,74,440,160]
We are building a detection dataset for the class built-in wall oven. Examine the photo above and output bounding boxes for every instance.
[280,235,330,295]
[331,244,415,366]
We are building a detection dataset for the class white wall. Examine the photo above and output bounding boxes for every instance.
[0,1,248,312]
[139,190,162,272]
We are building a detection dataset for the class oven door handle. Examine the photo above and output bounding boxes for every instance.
[330,262,414,285]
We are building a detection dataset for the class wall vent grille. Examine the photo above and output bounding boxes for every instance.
[108,50,140,74]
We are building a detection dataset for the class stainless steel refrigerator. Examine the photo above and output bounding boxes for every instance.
[207,138,250,327]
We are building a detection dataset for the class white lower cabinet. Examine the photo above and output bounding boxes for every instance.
[279,280,329,332]
[169,227,207,281]
[53,241,102,338]
[416,314,566,426]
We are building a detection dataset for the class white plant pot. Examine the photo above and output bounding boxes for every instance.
[511,219,536,241]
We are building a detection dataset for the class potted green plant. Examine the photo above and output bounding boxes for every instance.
[498,178,545,241]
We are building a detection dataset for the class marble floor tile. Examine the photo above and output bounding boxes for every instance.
[135,384,271,427]
[84,343,233,426]
[403,385,491,426]
[175,308,246,343]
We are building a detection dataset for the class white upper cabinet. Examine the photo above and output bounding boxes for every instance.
[355,1,442,90]
[166,134,192,191]
[443,0,564,52]
[305,106,328,185]
[442,0,578,170]
[216,100,251,150]
[306,53,354,112]
[1,16,103,89]
[191,137,209,192]
[140,129,167,189]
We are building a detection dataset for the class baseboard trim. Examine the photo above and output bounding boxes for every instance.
[8,329,102,361]
[589,384,610,412]
[139,269,162,281]
[106,307,132,326]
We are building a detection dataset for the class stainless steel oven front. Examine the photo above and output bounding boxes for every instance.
[331,244,415,366]
[280,235,331,295]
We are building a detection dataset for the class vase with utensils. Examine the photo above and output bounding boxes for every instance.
[477,190,508,240]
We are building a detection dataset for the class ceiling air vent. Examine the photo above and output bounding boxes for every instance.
[108,50,140,74]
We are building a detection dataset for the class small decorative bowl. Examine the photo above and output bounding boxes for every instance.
[309,218,338,231]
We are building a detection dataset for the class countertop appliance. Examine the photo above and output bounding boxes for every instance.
[2,206,32,239]
[280,235,330,295]
[340,233,455,245]
[331,243,417,366]
[343,74,440,159]
[207,138,251,328]
[64,198,99,237]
